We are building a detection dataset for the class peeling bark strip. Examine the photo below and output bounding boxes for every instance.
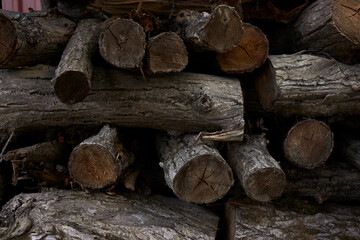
[255,54,360,117]
[227,135,286,202]
[54,19,102,105]
[284,120,334,169]
[0,66,244,144]
[217,23,268,74]
[174,5,243,52]
[68,125,134,189]
[157,133,234,203]
[99,18,146,69]
[146,32,188,74]
[0,190,219,240]
[0,10,76,68]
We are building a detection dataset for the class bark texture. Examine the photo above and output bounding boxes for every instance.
[0,66,244,144]
[0,10,76,68]
[146,32,188,74]
[157,133,234,203]
[0,190,219,240]
[227,135,286,202]
[54,18,102,104]
[174,5,243,52]
[255,54,360,117]
[99,18,146,69]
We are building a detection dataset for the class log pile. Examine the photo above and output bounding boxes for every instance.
[0,0,359,239]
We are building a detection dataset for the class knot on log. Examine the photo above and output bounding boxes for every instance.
[19,15,43,46]
[193,92,213,113]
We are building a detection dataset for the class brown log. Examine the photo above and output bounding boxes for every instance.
[227,134,286,202]
[217,23,268,74]
[99,18,146,70]
[0,190,220,239]
[53,19,102,105]
[254,54,360,117]
[174,5,243,52]
[68,125,134,189]
[157,133,234,203]
[0,10,76,68]
[284,119,334,169]
[0,65,244,144]
[146,32,188,74]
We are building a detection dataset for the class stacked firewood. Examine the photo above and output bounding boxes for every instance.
[0,0,359,239]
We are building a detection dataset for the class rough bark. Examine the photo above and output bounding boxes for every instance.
[157,133,234,203]
[228,200,360,239]
[255,54,360,117]
[99,18,146,69]
[54,19,102,105]
[284,119,334,169]
[0,10,76,68]
[284,0,360,64]
[0,65,244,144]
[227,134,286,202]
[217,23,268,74]
[174,5,243,52]
[0,190,219,240]
[68,125,134,189]
[146,32,188,74]
[341,139,360,171]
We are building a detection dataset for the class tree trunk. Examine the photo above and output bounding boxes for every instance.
[68,125,134,189]
[146,32,188,74]
[283,0,360,64]
[254,54,360,117]
[54,19,102,105]
[0,65,244,144]
[173,5,243,53]
[217,23,268,74]
[99,18,146,70]
[0,190,219,240]
[227,134,286,202]
[0,10,76,68]
[157,133,234,203]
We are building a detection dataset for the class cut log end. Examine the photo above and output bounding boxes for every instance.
[173,154,234,204]
[69,144,119,189]
[99,18,146,69]
[54,71,91,104]
[0,13,17,66]
[284,119,334,169]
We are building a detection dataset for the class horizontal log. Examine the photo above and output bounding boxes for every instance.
[0,190,219,239]
[0,65,244,144]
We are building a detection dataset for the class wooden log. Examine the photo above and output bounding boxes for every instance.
[174,5,243,53]
[68,125,134,189]
[146,32,188,74]
[254,54,360,117]
[157,133,234,203]
[217,23,268,74]
[99,18,146,70]
[0,190,219,239]
[0,65,244,144]
[227,134,286,202]
[284,119,334,169]
[0,10,76,68]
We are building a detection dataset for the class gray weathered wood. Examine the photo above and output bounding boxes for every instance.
[0,190,219,240]
[157,133,234,203]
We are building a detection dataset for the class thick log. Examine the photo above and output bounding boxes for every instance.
[284,119,334,169]
[99,18,146,70]
[68,125,134,189]
[217,23,268,74]
[157,133,234,203]
[0,66,244,144]
[0,190,219,239]
[174,5,243,53]
[54,19,102,105]
[255,54,360,117]
[227,134,286,202]
[0,10,76,68]
[146,32,188,74]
